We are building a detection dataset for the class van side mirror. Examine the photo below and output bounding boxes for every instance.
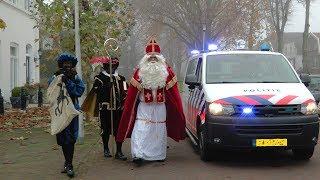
[185,74,200,89]
[300,74,311,87]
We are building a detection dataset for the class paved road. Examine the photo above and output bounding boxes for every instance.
[78,137,320,180]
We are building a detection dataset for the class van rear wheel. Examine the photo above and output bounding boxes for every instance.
[292,147,314,160]
[198,129,210,161]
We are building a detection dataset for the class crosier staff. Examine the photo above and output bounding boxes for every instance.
[103,38,119,157]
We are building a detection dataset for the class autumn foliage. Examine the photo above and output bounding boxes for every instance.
[0,107,50,132]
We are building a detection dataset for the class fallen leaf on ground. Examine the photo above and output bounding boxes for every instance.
[0,106,50,132]
[30,140,38,144]
[52,145,59,150]
[18,136,28,140]
[2,160,14,164]
[9,136,28,141]
[5,122,13,126]
[20,142,28,146]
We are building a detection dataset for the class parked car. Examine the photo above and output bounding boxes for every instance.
[307,74,320,104]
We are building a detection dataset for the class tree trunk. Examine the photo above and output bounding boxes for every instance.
[302,0,310,73]
[277,31,284,53]
[247,1,255,50]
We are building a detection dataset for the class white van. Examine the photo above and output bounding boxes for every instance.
[182,51,319,161]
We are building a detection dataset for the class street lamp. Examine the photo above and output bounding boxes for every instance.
[202,24,206,51]
[208,44,218,51]
[38,48,42,57]
[74,0,84,144]
[191,50,200,55]
[35,49,42,64]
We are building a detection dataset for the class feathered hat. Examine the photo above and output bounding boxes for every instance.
[90,56,119,65]
[57,52,78,67]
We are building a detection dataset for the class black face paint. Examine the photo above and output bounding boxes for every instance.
[61,61,76,78]
[103,58,119,74]
[62,61,73,69]
[103,63,119,74]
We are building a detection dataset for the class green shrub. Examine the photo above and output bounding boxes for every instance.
[11,87,29,97]
[24,83,37,96]
[11,87,22,97]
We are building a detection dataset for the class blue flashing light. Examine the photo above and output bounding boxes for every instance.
[260,43,271,51]
[236,40,247,50]
[243,107,253,114]
[208,44,218,51]
[191,50,200,55]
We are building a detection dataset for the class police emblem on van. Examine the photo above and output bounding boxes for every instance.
[244,88,280,93]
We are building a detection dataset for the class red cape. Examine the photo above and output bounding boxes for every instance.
[116,66,186,142]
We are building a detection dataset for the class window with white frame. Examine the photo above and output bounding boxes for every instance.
[316,57,320,68]
[25,0,32,11]
[10,43,19,90]
[312,58,320,68]
[0,41,2,69]
[26,44,32,84]
[9,0,17,5]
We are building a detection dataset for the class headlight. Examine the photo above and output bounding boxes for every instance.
[209,103,235,116]
[301,102,318,115]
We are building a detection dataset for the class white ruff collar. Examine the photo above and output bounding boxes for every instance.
[102,70,119,77]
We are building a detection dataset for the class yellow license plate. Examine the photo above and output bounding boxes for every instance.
[255,139,287,147]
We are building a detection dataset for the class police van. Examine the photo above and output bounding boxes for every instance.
[182,50,319,161]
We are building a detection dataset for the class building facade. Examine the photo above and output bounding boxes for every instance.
[278,32,320,74]
[0,0,40,101]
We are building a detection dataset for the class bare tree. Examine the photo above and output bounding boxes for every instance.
[238,0,271,50]
[120,11,188,78]
[125,0,288,77]
[266,0,293,53]
[135,0,246,49]
[300,0,311,73]
[246,0,260,49]
[119,8,154,77]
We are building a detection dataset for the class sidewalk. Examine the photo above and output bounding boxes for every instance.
[0,123,101,180]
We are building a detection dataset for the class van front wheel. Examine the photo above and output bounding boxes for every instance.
[198,129,210,161]
[292,147,314,160]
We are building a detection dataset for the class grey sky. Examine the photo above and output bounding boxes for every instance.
[286,0,320,32]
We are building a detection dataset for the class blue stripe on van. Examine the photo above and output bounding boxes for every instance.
[246,95,273,105]
[222,97,248,105]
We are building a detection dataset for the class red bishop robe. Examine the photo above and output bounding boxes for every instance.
[116,66,186,142]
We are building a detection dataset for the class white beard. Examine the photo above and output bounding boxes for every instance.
[139,54,169,90]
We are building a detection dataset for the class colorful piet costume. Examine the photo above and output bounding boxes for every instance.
[84,56,128,160]
[48,53,85,178]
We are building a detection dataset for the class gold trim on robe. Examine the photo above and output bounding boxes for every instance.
[166,75,177,90]
[130,78,143,91]
[94,77,103,85]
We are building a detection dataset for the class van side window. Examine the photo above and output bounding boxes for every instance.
[186,58,198,77]
[195,58,202,81]
[180,60,188,79]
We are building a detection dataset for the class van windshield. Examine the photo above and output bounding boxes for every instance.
[206,54,300,84]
